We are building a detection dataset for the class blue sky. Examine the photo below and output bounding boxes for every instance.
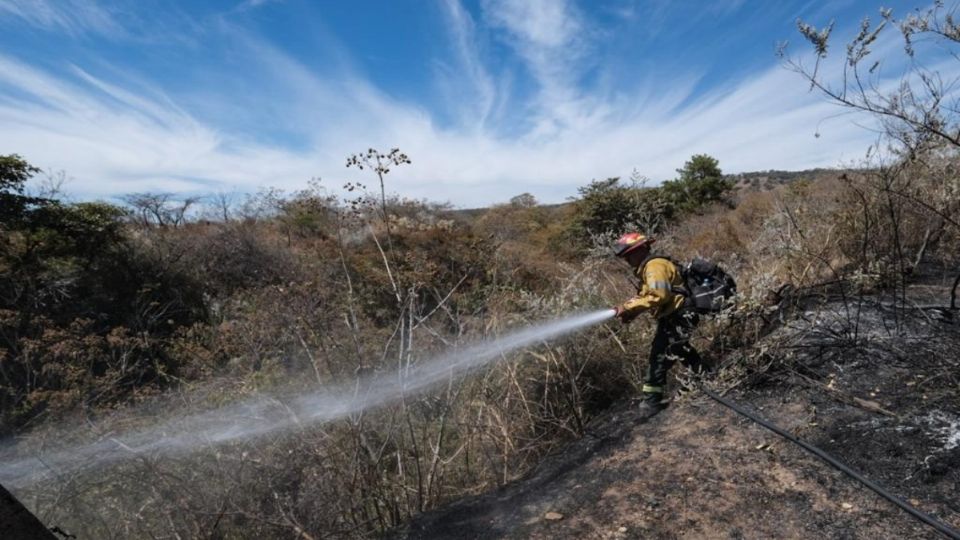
[0,0,941,206]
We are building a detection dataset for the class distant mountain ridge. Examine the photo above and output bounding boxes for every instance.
[453,168,843,214]
[729,167,841,192]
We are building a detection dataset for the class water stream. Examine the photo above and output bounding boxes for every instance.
[0,309,615,489]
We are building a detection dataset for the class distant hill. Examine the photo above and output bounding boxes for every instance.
[728,167,841,192]
[454,168,843,215]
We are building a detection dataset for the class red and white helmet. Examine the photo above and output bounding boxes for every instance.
[613,232,655,257]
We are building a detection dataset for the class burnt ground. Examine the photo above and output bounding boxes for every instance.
[393,279,960,539]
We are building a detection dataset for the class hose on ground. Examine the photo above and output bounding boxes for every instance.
[701,387,960,540]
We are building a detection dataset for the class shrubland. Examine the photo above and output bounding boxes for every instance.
[2,5,960,538]
[3,146,954,538]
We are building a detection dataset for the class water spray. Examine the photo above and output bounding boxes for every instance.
[0,309,615,489]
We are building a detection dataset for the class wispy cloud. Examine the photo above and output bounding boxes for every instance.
[0,1,936,207]
[437,0,498,130]
[235,0,283,13]
[484,0,583,49]
[0,0,124,37]
[0,53,317,197]
[482,0,602,137]
[0,45,880,206]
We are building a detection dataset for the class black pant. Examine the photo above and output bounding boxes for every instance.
[642,310,702,397]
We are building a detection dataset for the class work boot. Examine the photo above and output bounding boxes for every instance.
[637,394,665,417]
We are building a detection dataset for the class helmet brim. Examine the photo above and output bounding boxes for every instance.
[615,238,654,257]
[616,241,653,257]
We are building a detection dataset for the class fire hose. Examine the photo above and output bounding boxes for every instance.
[701,387,960,540]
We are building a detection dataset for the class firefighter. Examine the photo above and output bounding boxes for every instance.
[612,232,703,416]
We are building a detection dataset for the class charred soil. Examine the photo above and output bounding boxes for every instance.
[394,278,960,539]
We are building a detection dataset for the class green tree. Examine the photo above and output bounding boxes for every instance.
[0,154,200,331]
[509,192,538,208]
[661,154,734,214]
[569,177,668,241]
[1,154,128,260]
[0,155,206,431]
[677,154,722,182]
[0,154,46,225]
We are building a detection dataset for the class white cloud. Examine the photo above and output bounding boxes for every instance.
[0,0,123,37]
[0,41,884,208]
[437,0,498,130]
[0,54,318,198]
[0,3,932,208]
[481,0,600,137]
[483,0,582,48]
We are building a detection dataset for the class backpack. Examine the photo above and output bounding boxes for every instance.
[678,258,737,313]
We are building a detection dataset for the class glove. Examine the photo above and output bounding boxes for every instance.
[613,305,638,323]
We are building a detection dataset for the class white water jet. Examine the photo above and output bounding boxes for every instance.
[0,309,614,489]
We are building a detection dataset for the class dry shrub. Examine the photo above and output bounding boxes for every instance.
[185,222,298,296]
[834,154,960,285]
[0,317,170,433]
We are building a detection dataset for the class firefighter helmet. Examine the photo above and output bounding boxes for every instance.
[613,232,654,257]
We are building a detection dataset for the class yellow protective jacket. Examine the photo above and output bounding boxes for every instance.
[619,257,686,320]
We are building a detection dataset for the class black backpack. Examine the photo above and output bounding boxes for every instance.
[678,258,737,313]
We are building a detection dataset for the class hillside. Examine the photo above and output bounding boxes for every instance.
[397,274,960,539]
[6,3,960,539]
[728,168,840,193]
[451,167,832,217]
[0,151,958,539]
